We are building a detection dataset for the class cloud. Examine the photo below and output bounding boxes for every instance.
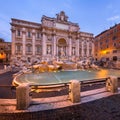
[107,15,120,21]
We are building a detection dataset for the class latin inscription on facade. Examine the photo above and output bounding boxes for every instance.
[55,23,69,30]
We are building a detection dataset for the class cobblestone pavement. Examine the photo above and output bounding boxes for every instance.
[0,65,120,119]
[0,71,16,98]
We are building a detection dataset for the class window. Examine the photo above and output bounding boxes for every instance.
[36,46,41,53]
[106,33,109,36]
[16,45,21,53]
[89,49,92,55]
[113,43,116,47]
[113,56,117,61]
[112,36,117,40]
[27,45,32,52]
[17,30,21,36]
[113,50,117,53]
[37,33,40,39]
[28,31,31,38]
[100,42,102,45]
[113,29,117,33]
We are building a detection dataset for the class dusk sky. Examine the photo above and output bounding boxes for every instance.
[0,0,120,42]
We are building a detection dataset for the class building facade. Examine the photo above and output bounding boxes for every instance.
[11,11,94,63]
[95,24,120,62]
[0,38,11,63]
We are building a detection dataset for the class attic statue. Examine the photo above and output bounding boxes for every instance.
[56,11,68,22]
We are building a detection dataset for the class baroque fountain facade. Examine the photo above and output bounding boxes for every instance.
[10,11,94,67]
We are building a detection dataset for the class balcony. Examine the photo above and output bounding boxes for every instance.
[26,51,32,55]
[35,51,42,55]
[15,51,22,55]
[16,35,22,39]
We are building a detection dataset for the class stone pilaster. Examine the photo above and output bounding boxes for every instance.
[22,28,26,56]
[92,40,94,58]
[11,27,16,56]
[52,31,56,56]
[87,41,89,57]
[32,30,36,56]
[56,44,58,57]
[76,39,79,56]
[42,29,47,57]
[68,34,72,57]
[81,41,84,58]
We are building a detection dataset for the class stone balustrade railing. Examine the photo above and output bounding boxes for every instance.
[16,76,118,110]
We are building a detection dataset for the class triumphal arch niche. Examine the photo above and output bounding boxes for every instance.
[11,11,94,63]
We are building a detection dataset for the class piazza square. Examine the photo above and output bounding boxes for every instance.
[0,1,120,120]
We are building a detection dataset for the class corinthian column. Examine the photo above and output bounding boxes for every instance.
[52,30,56,56]
[11,27,16,56]
[76,37,79,56]
[68,34,72,57]
[22,28,26,56]
[42,28,47,57]
[32,30,36,56]
[92,40,94,57]
[87,41,89,57]
[81,41,84,58]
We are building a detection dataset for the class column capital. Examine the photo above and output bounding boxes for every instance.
[52,30,56,36]
[32,29,36,35]
[22,28,26,34]
[76,33,80,39]
[68,35,72,38]
[42,28,46,34]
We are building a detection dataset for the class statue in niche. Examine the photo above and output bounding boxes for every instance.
[59,47,65,58]
[47,46,51,54]
[72,48,75,55]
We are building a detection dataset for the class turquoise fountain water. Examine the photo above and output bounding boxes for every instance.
[14,69,120,85]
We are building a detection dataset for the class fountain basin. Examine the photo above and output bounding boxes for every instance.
[13,69,120,87]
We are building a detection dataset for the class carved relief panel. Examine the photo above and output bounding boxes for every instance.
[42,20,53,27]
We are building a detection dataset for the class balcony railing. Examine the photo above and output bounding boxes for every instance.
[35,52,42,55]
[26,51,32,55]
[15,51,22,55]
